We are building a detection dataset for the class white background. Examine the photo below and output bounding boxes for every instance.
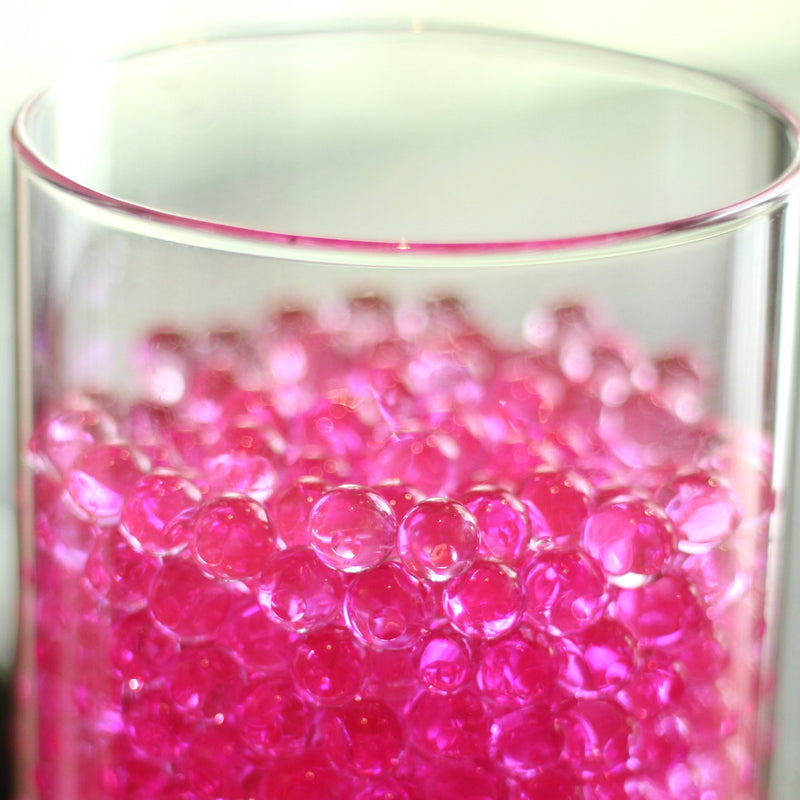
[3,0,800,796]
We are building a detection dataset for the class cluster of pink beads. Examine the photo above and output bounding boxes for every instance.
[29,295,773,800]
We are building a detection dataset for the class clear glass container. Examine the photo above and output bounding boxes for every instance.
[12,23,800,800]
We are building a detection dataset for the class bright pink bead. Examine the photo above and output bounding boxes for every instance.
[511,766,583,800]
[203,452,279,503]
[66,442,150,523]
[292,625,365,706]
[176,723,244,796]
[120,470,202,556]
[461,485,532,565]
[309,484,397,572]
[374,480,425,521]
[168,643,243,720]
[352,777,415,800]
[522,547,608,634]
[85,530,160,612]
[35,488,97,570]
[269,476,331,548]
[344,562,433,650]
[614,573,706,647]
[237,677,312,759]
[422,763,508,800]
[560,618,638,695]
[258,546,345,633]
[397,497,479,582]
[322,697,404,776]
[294,398,370,458]
[110,609,179,683]
[191,494,276,581]
[149,558,232,642]
[659,469,742,553]
[616,650,685,720]
[415,632,472,693]
[406,687,489,760]
[489,705,563,777]
[477,626,560,707]
[122,685,186,761]
[583,497,676,585]
[134,328,192,404]
[558,697,633,778]
[518,468,593,547]
[250,749,349,800]
[443,561,524,640]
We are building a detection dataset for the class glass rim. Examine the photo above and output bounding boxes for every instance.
[12,20,800,259]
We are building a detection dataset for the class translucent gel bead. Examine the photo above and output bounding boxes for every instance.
[66,442,150,523]
[258,546,345,633]
[374,480,425,522]
[654,352,708,423]
[414,632,472,693]
[309,484,397,573]
[169,643,243,720]
[583,497,676,586]
[659,469,742,554]
[35,489,97,570]
[423,763,508,800]
[615,650,685,720]
[134,328,192,404]
[511,766,583,800]
[294,398,370,459]
[149,558,233,642]
[614,573,706,647]
[461,485,531,565]
[191,494,276,581]
[406,687,490,761]
[560,618,638,696]
[344,562,433,650]
[477,627,560,707]
[30,400,118,475]
[518,468,593,547]
[177,723,244,797]
[490,705,564,777]
[237,678,312,759]
[122,685,186,761]
[558,697,633,778]
[203,452,279,503]
[321,697,404,776]
[85,530,160,612]
[291,625,365,706]
[269,476,331,548]
[397,498,480,582]
[250,749,349,800]
[522,547,608,634]
[110,610,180,683]
[120,470,202,556]
[443,561,524,640]
[352,777,414,800]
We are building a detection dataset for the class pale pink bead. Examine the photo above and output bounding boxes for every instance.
[248,748,347,800]
[414,632,472,693]
[443,561,524,640]
[293,398,370,458]
[344,562,433,650]
[490,705,563,777]
[558,697,633,778]
[374,480,425,521]
[405,687,489,761]
[522,547,609,634]
[397,497,479,582]
[177,724,243,797]
[614,573,707,647]
[149,558,232,642]
[203,452,278,503]
[269,476,331,548]
[35,488,97,570]
[66,442,150,523]
[291,625,365,706]
[85,530,160,612]
[583,497,676,586]
[321,697,404,776]
[237,677,312,759]
[659,469,742,553]
[191,494,276,581]
[169,643,243,720]
[120,470,202,556]
[134,328,192,404]
[257,546,345,633]
[309,484,397,573]
[122,685,186,761]
[477,626,560,707]
[518,468,593,547]
[461,485,532,565]
[616,650,685,720]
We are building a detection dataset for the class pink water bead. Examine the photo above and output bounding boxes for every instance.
[616,651,685,720]
[659,469,742,553]
[461,485,532,565]
[169,643,243,720]
[149,558,232,642]
[203,451,279,503]
[511,766,583,800]
[415,632,472,693]
[477,626,560,707]
[191,494,276,581]
[120,470,202,556]
[321,697,404,776]
[257,546,345,633]
[309,484,397,572]
[518,468,593,547]
[443,561,524,640]
[490,705,564,777]
[522,547,609,634]
[269,476,330,548]
[292,625,365,706]
[397,497,480,582]
[135,328,192,404]
[344,562,433,650]
[583,496,676,586]
[66,442,150,523]
[111,609,180,683]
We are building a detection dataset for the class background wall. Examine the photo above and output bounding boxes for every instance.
[3,1,800,796]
